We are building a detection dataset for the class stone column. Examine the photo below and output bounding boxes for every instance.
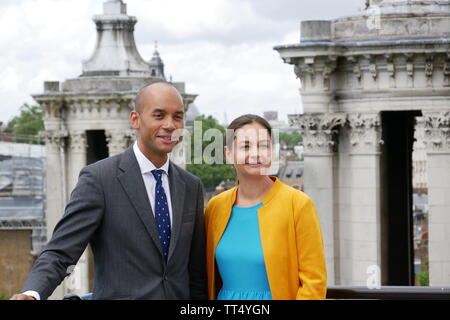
[41,130,68,245]
[423,111,450,285]
[64,130,90,296]
[290,112,346,285]
[105,129,132,156]
[42,129,68,300]
[337,113,382,285]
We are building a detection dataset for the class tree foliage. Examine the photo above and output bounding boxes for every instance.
[7,103,44,144]
[279,130,302,147]
[186,115,236,189]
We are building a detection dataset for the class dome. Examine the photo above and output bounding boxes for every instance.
[185,103,201,126]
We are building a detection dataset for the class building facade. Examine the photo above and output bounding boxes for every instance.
[0,142,46,297]
[275,0,450,286]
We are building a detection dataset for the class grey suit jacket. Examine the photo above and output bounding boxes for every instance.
[22,146,207,300]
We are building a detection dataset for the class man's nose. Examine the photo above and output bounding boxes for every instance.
[162,117,176,130]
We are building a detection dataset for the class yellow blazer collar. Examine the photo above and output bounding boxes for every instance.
[227,176,281,207]
[216,176,282,237]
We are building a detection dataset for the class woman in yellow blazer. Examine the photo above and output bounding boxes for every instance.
[205,114,327,300]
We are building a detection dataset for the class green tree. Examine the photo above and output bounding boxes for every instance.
[186,115,236,189]
[279,131,302,147]
[417,261,429,286]
[7,103,44,144]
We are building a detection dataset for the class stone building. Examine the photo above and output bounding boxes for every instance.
[275,0,450,286]
[32,0,197,299]
[0,142,46,297]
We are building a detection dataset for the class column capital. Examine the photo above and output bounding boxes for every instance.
[69,131,87,152]
[289,113,346,155]
[105,129,133,156]
[41,130,68,147]
[423,111,450,154]
[347,113,383,155]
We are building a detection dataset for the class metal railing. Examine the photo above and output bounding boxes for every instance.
[326,285,450,300]
[62,286,450,300]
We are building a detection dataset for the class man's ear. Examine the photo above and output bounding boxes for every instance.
[130,111,140,130]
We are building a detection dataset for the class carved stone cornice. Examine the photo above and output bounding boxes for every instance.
[64,96,134,120]
[293,56,338,91]
[423,111,450,154]
[69,131,87,152]
[425,54,434,86]
[444,52,450,86]
[39,99,65,119]
[342,51,450,89]
[289,113,346,155]
[347,113,383,155]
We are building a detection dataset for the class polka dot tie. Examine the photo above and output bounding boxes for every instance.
[151,169,171,261]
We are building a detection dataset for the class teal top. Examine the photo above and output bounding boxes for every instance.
[215,203,272,300]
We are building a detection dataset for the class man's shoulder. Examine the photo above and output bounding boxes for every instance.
[170,162,201,185]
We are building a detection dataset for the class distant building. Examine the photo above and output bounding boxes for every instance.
[263,111,288,129]
[0,141,46,297]
[276,160,304,191]
[275,0,450,286]
[264,111,278,122]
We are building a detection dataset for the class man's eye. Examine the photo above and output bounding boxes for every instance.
[154,114,163,118]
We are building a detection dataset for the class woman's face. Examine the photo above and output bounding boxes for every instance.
[226,122,272,177]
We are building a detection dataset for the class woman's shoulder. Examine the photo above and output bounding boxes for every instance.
[208,187,235,205]
[275,180,313,204]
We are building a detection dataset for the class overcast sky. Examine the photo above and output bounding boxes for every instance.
[0,0,365,125]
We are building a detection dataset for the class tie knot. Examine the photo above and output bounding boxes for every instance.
[151,169,164,183]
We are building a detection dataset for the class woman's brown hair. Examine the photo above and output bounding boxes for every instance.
[225,114,272,149]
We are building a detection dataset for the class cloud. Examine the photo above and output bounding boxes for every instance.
[131,0,295,46]
[240,0,366,21]
[0,0,97,122]
[0,0,364,124]
[152,40,301,125]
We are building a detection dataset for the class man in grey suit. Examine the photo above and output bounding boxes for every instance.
[11,82,207,300]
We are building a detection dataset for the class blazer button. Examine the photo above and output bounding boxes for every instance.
[164,276,168,281]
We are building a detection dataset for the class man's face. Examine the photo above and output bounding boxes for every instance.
[130,85,185,156]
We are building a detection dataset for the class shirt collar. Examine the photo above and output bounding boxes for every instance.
[133,141,170,175]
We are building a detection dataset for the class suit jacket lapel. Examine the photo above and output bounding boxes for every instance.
[117,147,164,257]
[167,162,185,262]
